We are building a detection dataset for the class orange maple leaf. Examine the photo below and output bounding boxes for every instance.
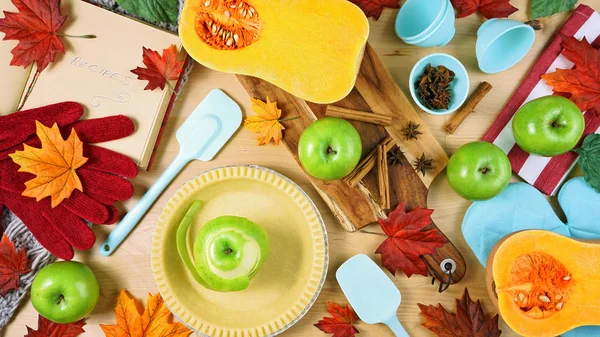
[541,36,600,114]
[100,290,192,337]
[243,97,297,146]
[9,121,88,208]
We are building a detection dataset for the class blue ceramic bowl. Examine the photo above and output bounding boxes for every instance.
[409,53,470,115]
[395,0,455,47]
[476,19,535,74]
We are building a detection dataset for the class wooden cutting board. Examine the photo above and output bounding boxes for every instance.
[237,43,466,285]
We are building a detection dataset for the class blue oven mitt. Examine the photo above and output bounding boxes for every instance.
[462,177,600,337]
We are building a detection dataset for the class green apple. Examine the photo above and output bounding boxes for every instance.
[177,201,270,292]
[298,117,362,180]
[512,96,585,156]
[31,261,99,323]
[447,141,512,201]
[193,216,269,292]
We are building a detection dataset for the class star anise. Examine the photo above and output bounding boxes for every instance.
[414,153,434,176]
[403,121,422,140]
[387,146,404,166]
[416,63,455,110]
[525,19,543,31]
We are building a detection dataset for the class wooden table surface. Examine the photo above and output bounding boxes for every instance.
[5,1,595,336]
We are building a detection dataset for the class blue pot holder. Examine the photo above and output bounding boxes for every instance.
[462,177,600,337]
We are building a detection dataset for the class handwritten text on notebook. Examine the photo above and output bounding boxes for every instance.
[70,56,134,107]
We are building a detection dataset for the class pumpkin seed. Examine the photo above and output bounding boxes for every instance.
[564,275,571,281]
[539,295,551,303]
[556,302,563,310]
[204,0,210,6]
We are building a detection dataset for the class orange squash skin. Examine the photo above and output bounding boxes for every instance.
[492,231,600,337]
[179,0,370,104]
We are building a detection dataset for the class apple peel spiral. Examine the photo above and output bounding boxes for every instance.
[176,200,270,292]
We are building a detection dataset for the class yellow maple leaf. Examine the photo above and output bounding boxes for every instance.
[100,290,192,337]
[9,121,88,208]
[244,97,295,146]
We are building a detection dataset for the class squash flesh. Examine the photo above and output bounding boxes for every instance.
[493,231,600,337]
[180,0,370,103]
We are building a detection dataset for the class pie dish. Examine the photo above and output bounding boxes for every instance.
[151,165,328,336]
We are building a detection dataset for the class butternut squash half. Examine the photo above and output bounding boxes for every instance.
[488,231,600,337]
[179,0,370,103]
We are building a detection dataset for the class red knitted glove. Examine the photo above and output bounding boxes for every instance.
[0,102,83,158]
[0,102,138,259]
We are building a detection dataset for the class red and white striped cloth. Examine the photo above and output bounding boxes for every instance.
[482,4,600,196]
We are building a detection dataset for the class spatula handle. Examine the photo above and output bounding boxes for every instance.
[99,155,189,256]
[385,316,410,337]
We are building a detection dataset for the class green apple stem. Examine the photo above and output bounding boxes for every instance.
[176,200,208,286]
[480,167,488,174]
[56,295,64,305]
[224,247,234,255]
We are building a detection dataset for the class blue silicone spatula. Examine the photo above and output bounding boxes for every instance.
[99,89,242,256]
[336,254,410,337]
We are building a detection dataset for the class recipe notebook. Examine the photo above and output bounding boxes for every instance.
[0,0,187,170]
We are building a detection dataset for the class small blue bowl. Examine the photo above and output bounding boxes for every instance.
[409,53,470,115]
[395,0,455,47]
[476,18,535,74]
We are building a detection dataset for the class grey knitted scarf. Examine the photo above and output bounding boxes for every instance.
[0,0,190,330]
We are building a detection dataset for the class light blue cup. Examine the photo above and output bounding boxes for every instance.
[476,18,535,74]
[395,0,455,47]
[409,53,470,115]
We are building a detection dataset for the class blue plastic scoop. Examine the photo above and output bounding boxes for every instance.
[99,89,242,256]
[336,254,410,337]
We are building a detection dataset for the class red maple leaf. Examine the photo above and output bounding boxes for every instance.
[542,36,600,115]
[418,288,501,337]
[375,203,447,278]
[450,0,518,19]
[25,315,86,337]
[0,233,31,296]
[348,0,400,20]
[315,302,360,337]
[0,0,67,71]
[131,45,184,91]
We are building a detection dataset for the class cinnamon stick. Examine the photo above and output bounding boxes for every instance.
[377,144,390,209]
[444,81,493,134]
[326,105,392,126]
[343,135,395,187]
